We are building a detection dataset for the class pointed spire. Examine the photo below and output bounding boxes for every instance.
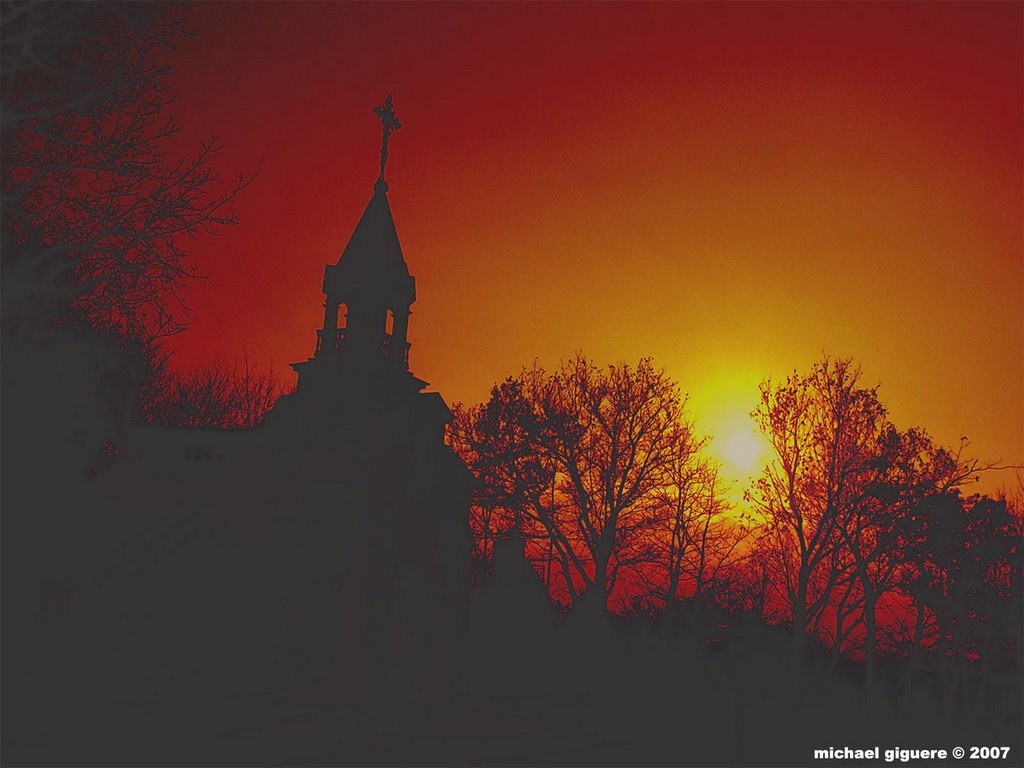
[331,183,411,293]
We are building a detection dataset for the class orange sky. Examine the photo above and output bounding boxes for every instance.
[164,1,1022,494]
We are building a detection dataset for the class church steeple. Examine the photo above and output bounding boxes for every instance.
[317,175,415,368]
[292,95,420,392]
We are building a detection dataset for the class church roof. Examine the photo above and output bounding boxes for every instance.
[323,179,415,306]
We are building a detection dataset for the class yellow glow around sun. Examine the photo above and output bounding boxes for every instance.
[683,367,774,506]
[707,410,771,492]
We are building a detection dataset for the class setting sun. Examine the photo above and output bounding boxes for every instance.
[720,424,766,476]
[707,408,770,496]
[686,369,772,502]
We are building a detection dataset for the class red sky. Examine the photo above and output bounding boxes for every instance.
[163,1,1022,494]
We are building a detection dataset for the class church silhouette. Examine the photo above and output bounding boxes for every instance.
[67,96,480,762]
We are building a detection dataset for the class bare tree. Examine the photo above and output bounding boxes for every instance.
[680,466,750,609]
[450,356,693,613]
[632,427,708,614]
[554,357,687,610]
[448,399,518,573]
[631,440,748,616]
[830,426,948,680]
[895,490,1022,716]
[749,357,888,653]
[2,1,255,346]
[449,372,591,600]
[142,355,289,429]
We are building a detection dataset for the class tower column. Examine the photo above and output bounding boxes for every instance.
[392,309,411,367]
[321,296,339,354]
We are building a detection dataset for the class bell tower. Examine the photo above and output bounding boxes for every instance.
[315,175,415,370]
[291,94,425,396]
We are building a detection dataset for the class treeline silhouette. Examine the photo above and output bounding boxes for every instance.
[450,354,1022,738]
[2,2,253,349]
[449,357,744,613]
[2,1,275,430]
[141,355,292,429]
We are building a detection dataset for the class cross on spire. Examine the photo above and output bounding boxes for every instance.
[373,93,402,181]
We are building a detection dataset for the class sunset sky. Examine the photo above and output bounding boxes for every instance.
[163,1,1022,494]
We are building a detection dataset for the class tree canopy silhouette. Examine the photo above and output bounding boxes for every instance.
[1,1,253,346]
[748,355,1018,682]
[141,354,290,429]
[451,355,732,613]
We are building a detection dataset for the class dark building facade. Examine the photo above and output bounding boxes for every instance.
[87,147,474,756]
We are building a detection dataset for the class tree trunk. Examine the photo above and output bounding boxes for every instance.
[901,601,926,714]
[793,570,809,655]
[863,589,878,687]
[593,552,610,612]
[665,568,680,616]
